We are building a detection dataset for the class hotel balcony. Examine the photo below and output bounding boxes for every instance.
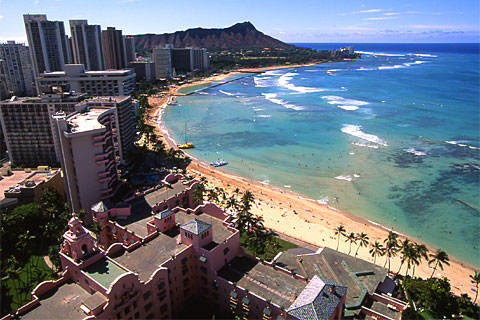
[100,187,113,195]
[97,170,110,177]
[95,149,113,159]
[98,176,112,184]
[95,158,109,165]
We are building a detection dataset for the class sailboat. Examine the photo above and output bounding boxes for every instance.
[177,122,194,149]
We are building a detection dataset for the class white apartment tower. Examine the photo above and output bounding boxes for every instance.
[0,41,35,97]
[23,14,70,76]
[54,96,134,218]
[69,20,105,71]
[153,46,173,79]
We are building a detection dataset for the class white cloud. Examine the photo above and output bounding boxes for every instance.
[34,0,39,4]
[0,15,3,20]
[355,9,382,13]
[364,17,397,21]
[407,11,419,14]
[340,8,383,16]
[383,12,399,16]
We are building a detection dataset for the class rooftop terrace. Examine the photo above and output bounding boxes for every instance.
[19,281,97,320]
[67,108,110,133]
[217,256,307,310]
[83,257,129,290]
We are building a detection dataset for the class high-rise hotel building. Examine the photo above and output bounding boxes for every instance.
[69,20,105,71]
[102,27,127,70]
[23,14,70,76]
[0,41,35,97]
[54,96,135,217]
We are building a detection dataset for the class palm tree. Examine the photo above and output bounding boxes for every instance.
[412,243,429,277]
[241,191,255,212]
[428,249,450,278]
[355,232,369,257]
[345,232,357,255]
[470,271,480,304]
[397,238,412,275]
[334,224,346,251]
[369,241,385,264]
[226,195,238,212]
[192,184,205,206]
[206,189,219,203]
[383,231,399,270]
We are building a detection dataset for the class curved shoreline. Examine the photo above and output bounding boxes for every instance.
[147,68,479,301]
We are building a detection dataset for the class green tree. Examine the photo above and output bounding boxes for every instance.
[345,232,357,255]
[469,270,480,304]
[334,224,346,251]
[355,232,369,257]
[397,238,412,275]
[369,241,385,265]
[192,184,205,206]
[428,249,450,278]
[383,231,399,272]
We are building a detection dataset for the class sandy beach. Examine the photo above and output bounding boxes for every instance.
[146,70,479,302]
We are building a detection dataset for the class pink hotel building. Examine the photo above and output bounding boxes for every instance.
[4,174,357,320]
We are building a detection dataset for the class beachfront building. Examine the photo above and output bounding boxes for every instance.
[0,41,35,97]
[130,60,156,81]
[23,14,70,77]
[53,96,135,220]
[0,166,65,208]
[4,174,365,320]
[153,46,173,79]
[171,47,210,73]
[36,64,135,96]
[69,20,105,71]
[0,92,86,167]
[102,27,127,70]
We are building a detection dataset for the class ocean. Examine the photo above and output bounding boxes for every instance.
[162,43,480,267]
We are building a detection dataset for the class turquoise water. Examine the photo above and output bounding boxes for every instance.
[163,44,480,267]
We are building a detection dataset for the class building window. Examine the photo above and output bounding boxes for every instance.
[146,313,153,319]
[134,312,140,319]
[160,303,168,314]
[143,291,151,300]
[224,247,230,255]
[144,302,152,311]
[124,306,130,314]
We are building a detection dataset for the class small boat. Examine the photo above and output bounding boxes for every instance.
[167,98,177,105]
[210,159,228,167]
[177,122,194,149]
[178,142,194,149]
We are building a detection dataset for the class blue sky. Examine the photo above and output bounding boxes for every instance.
[0,0,478,43]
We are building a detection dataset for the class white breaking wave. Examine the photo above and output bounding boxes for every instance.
[351,142,379,149]
[278,72,327,93]
[445,140,457,145]
[338,105,359,111]
[317,197,329,204]
[263,70,282,76]
[254,76,271,88]
[356,51,405,57]
[322,95,369,106]
[356,67,377,71]
[253,107,264,111]
[219,90,235,96]
[378,64,405,70]
[341,124,388,146]
[405,148,427,156]
[262,93,305,111]
[403,60,429,66]
[335,175,352,182]
[255,114,272,118]
[412,53,438,58]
